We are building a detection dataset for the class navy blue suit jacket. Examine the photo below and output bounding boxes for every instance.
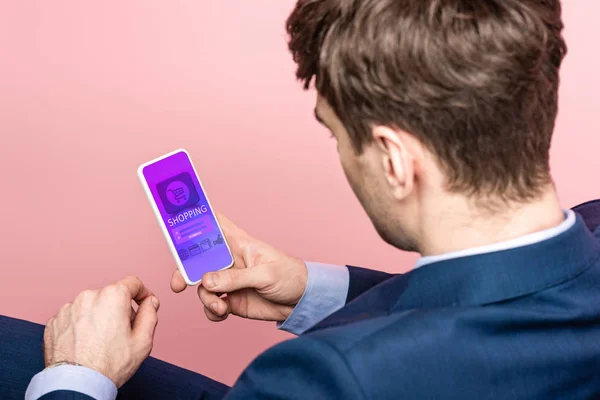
[40,200,600,399]
[227,200,600,399]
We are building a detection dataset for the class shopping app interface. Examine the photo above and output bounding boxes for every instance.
[142,151,232,282]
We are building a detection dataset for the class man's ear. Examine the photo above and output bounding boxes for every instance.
[372,126,415,200]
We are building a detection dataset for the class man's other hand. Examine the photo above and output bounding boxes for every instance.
[43,276,160,388]
[171,212,308,323]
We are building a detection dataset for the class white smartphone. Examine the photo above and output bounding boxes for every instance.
[138,149,234,285]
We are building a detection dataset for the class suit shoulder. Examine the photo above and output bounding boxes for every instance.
[311,308,465,354]
[307,309,498,398]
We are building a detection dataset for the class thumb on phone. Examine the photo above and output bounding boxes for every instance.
[202,267,269,293]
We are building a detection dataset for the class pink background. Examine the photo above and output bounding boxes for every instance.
[0,1,598,387]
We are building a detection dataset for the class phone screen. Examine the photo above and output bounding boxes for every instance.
[139,150,233,283]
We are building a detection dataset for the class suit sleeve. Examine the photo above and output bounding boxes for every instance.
[225,336,365,400]
[346,265,394,303]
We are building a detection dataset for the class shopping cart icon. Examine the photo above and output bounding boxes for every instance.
[168,186,187,204]
[157,172,200,214]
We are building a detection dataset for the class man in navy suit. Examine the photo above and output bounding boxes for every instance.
[3,0,600,398]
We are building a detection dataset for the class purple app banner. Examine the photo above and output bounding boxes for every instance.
[142,151,232,282]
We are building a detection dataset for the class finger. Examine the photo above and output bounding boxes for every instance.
[202,265,269,293]
[57,302,72,316]
[214,212,251,249]
[203,304,229,322]
[130,306,137,325]
[117,276,154,304]
[197,285,228,317]
[170,270,187,293]
[214,211,241,238]
[132,296,160,346]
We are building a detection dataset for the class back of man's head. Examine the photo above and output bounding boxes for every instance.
[286,0,567,202]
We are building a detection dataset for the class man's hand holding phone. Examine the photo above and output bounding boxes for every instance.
[170,212,308,323]
[139,149,308,321]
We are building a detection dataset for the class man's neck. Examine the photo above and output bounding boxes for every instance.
[416,187,565,257]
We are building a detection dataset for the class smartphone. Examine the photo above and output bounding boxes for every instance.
[138,149,234,285]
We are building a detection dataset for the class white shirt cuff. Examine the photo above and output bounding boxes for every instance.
[25,364,117,400]
[278,262,349,335]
